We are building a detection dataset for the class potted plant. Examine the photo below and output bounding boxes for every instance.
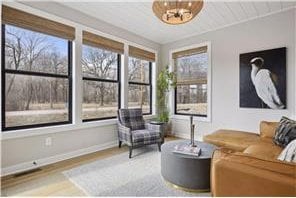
[156,65,176,136]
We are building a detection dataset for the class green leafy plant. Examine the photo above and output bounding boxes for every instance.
[156,65,176,122]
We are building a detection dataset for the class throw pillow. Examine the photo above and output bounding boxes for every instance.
[278,139,296,163]
[273,116,296,147]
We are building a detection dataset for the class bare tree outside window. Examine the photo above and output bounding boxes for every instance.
[128,57,151,114]
[82,45,119,120]
[3,25,71,130]
[175,52,208,116]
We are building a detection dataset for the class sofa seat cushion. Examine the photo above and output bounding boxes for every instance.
[213,149,296,178]
[243,142,283,161]
[203,130,260,151]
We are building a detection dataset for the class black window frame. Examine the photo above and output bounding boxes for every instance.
[128,59,152,115]
[174,53,208,118]
[82,45,121,122]
[1,24,73,131]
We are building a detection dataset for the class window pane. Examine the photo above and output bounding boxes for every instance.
[82,45,118,80]
[176,84,207,115]
[5,74,69,127]
[175,51,208,116]
[5,25,68,75]
[128,84,150,114]
[82,81,118,120]
[176,53,207,83]
[128,57,150,83]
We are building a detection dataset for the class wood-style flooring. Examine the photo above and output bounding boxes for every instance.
[1,136,179,196]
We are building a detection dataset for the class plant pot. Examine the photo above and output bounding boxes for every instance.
[163,121,172,137]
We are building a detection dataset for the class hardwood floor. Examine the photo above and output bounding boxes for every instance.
[1,136,179,196]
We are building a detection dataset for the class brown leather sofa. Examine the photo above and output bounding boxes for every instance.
[204,121,296,196]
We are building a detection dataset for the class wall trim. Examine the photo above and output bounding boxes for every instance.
[1,140,118,177]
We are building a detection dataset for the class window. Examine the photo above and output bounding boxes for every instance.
[2,24,72,131]
[82,45,120,121]
[128,46,155,115]
[173,45,209,117]
[128,57,152,114]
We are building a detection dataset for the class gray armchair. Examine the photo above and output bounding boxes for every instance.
[117,108,164,158]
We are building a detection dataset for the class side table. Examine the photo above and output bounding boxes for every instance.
[149,121,166,143]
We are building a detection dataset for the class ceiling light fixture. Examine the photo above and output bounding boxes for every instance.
[152,0,203,25]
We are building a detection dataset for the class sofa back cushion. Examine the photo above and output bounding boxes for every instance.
[203,130,260,152]
[260,121,278,139]
[273,117,296,147]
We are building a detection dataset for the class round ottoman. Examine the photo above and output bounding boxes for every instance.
[161,140,217,192]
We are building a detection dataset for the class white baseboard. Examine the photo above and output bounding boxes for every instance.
[171,132,190,139]
[1,140,118,177]
[171,132,203,141]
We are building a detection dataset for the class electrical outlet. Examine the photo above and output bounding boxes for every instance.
[45,137,52,146]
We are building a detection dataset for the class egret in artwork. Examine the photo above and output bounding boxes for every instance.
[250,57,285,109]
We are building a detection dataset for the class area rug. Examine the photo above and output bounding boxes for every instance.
[63,146,211,197]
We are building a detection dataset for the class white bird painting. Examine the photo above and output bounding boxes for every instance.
[249,57,285,109]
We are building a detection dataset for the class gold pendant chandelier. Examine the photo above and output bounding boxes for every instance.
[152,0,204,25]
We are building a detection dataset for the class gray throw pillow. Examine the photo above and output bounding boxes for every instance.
[273,117,296,147]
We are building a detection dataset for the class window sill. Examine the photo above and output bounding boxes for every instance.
[170,114,211,122]
[1,114,157,140]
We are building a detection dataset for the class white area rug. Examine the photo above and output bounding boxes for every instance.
[63,146,211,197]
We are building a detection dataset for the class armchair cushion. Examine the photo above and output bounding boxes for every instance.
[132,129,161,146]
[118,108,145,130]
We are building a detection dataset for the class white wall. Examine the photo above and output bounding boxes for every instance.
[160,9,296,140]
[0,2,160,176]
[295,9,296,120]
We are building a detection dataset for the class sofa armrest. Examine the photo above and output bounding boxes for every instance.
[211,149,296,196]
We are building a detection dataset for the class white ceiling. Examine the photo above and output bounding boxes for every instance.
[60,1,296,44]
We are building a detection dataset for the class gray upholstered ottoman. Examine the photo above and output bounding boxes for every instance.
[161,140,217,192]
